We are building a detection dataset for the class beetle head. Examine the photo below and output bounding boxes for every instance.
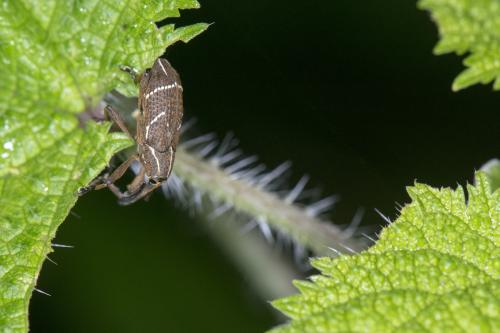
[140,145,175,184]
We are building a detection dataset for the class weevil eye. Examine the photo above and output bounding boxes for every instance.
[148,177,166,185]
[148,178,160,185]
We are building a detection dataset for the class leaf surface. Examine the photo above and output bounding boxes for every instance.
[0,0,207,331]
[270,173,500,333]
[419,0,500,91]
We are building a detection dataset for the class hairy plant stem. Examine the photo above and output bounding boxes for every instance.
[174,148,366,255]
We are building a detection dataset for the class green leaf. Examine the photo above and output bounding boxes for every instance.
[0,0,207,331]
[418,0,500,91]
[270,172,500,333]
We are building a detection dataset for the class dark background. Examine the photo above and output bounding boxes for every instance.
[31,1,499,332]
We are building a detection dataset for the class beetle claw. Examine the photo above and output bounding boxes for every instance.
[77,186,91,196]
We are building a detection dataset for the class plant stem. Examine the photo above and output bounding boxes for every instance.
[173,148,366,256]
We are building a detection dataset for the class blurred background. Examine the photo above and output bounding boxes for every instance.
[31,1,499,332]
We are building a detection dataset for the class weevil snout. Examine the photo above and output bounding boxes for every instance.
[140,145,175,183]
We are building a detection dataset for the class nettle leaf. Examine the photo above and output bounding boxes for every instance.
[419,0,500,91]
[270,172,499,333]
[0,0,206,331]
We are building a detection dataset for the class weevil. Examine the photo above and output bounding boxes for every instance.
[80,58,183,205]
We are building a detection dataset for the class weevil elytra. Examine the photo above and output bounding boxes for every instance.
[80,58,183,205]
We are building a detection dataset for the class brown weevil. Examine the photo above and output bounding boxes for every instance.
[80,58,183,205]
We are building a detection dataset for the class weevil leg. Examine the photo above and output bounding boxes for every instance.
[93,154,139,190]
[126,166,146,194]
[77,153,137,197]
[77,165,115,196]
[106,183,134,200]
[103,105,134,139]
[78,154,139,196]
[99,174,147,203]
[78,175,109,196]
[119,65,139,83]
[103,164,150,205]
[118,182,162,206]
